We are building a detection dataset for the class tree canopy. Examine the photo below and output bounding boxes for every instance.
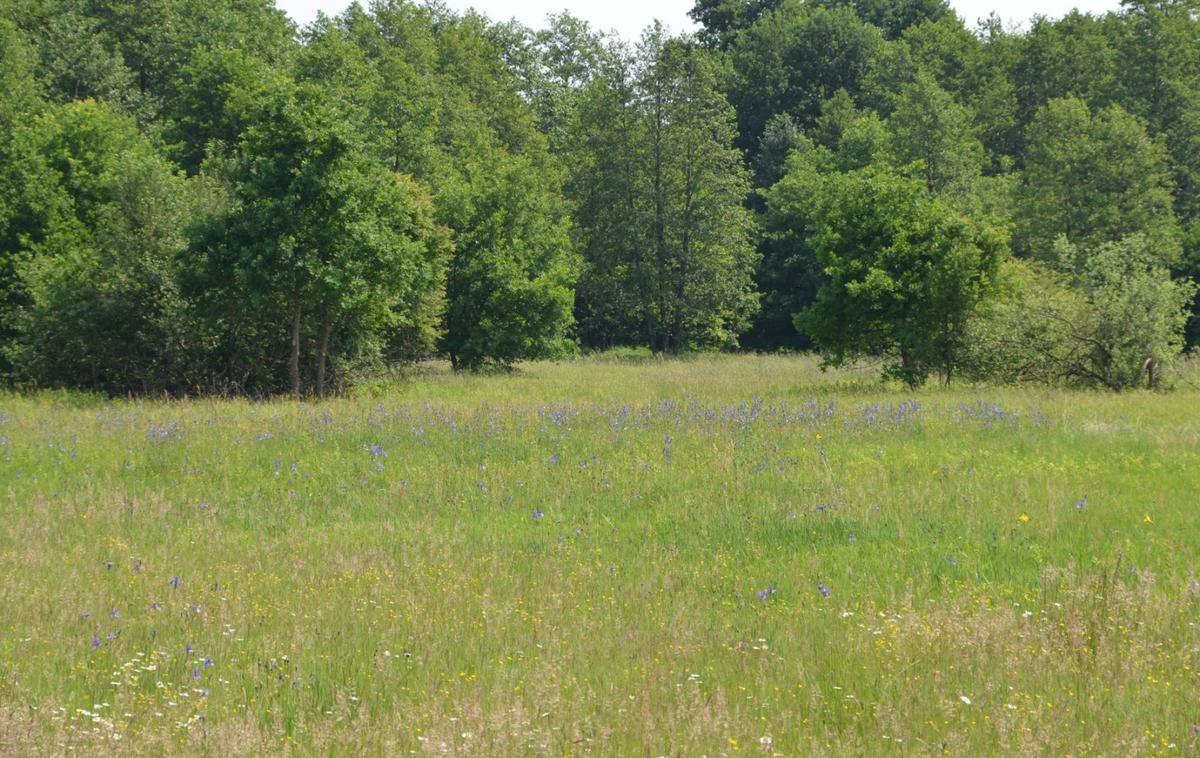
[0,0,1198,392]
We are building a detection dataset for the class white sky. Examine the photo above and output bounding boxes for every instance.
[276,0,1124,41]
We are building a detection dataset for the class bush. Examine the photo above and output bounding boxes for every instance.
[962,236,1196,389]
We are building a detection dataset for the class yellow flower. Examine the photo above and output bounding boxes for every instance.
[1144,514,1153,524]
[1018,513,1030,523]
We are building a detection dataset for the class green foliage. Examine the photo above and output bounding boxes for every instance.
[1069,234,1196,389]
[572,30,758,353]
[791,165,1007,386]
[185,78,447,396]
[438,158,577,371]
[1016,97,1179,260]
[752,142,832,349]
[963,237,1196,389]
[2,101,202,392]
[886,72,984,200]
[3,0,1200,391]
[958,258,1095,385]
[725,3,886,153]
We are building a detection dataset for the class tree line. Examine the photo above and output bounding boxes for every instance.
[0,0,1197,394]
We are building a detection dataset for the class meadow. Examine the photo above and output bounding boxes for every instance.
[1,354,1199,755]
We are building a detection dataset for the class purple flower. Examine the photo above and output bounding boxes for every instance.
[110,608,120,618]
[92,635,100,649]
[817,582,831,598]
[549,454,558,465]
[82,610,92,618]
[151,602,161,611]
[758,589,769,601]
[370,445,386,460]
[532,508,544,521]
[133,561,144,572]
[106,631,116,641]
[186,644,194,655]
[203,657,214,668]
[192,668,201,681]
[169,576,180,588]
[949,558,958,567]
[1075,496,1087,510]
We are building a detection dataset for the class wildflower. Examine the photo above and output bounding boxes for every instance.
[82,611,92,618]
[169,576,180,588]
[949,558,958,567]
[1017,513,1030,523]
[111,608,120,619]
[959,695,971,705]
[532,508,544,521]
[758,589,769,601]
[203,658,214,668]
[1144,514,1153,524]
[817,582,831,598]
[192,668,201,681]
[105,561,114,570]
[92,635,100,650]
[186,644,194,655]
[1075,496,1087,510]
[847,534,857,543]
[151,602,160,611]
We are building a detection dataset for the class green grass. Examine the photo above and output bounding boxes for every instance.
[2,354,1199,754]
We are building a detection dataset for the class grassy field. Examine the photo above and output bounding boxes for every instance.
[2,354,1199,755]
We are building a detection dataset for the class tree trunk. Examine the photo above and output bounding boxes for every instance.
[288,299,302,398]
[316,303,331,399]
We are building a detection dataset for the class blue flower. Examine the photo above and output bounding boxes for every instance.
[92,635,100,650]
[532,508,544,521]
[169,576,180,588]
[817,582,831,598]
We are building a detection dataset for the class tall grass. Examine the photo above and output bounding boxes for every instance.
[1,354,1198,754]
